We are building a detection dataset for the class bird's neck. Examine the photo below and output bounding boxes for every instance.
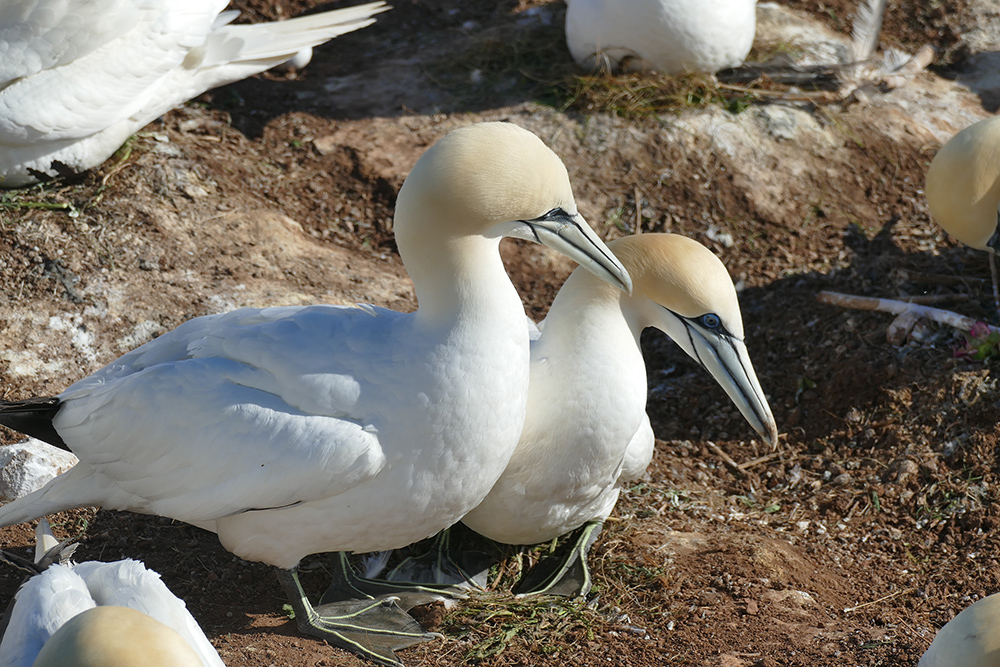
[403,233,525,333]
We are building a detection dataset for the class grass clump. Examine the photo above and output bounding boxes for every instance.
[425,17,758,119]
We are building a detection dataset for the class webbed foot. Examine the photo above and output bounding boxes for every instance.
[276,568,437,666]
[321,526,495,610]
[514,521,603,598]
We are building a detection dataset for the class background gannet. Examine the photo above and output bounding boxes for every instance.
[925,115,1000,311]
[565,0,757,74]
[918,592,1000,667]
[0,521,223,667]
[334,233,777,599]
[0,0,389,187]
[0,122,631,665]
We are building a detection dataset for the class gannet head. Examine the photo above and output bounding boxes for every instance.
[394,122,632,293]
[611,234,778,447]
[32,606,203,667]
[918,593,1000,667]
[926,116,1000,253]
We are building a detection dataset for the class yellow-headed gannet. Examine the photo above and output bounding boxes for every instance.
[0,122,632,665]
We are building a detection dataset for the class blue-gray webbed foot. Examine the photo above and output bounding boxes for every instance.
[514,520,604,598]
[320,525,497,611]
[276,567,438,667]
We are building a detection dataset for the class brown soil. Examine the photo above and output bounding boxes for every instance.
[1,2,998,667]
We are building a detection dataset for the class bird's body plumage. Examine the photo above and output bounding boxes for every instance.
[0,0,387,187]
[565,0,757,74]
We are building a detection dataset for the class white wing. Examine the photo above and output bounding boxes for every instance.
[619,413,654,483]
[0,1,225,144]
[0,0,148,83]
[48,305,409,523]
[0,565,96,667]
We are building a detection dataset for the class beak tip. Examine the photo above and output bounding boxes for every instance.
[621,274,634,296]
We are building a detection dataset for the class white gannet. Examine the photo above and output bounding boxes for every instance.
[332,233,777,600]
[0,122,631,665]
[925,116,1000,311]
[565,0,757,75]
[0,0,389,188]
[0,521,222,667]
[918,592,1000,667]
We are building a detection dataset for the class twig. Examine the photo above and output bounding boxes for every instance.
[844,587,915,613]
[817,290,1000,335]
[738,449,791,470]
[706,441,742,474]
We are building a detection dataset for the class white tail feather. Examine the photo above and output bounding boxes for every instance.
[850,0,887,62]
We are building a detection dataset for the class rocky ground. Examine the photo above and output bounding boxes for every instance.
[1,1,998,666]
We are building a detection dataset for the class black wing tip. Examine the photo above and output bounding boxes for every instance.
[0,397,67,450]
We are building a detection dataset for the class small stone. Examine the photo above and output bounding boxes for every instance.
[0,439,79,502]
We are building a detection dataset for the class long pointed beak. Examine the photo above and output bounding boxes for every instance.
[503,209,633,294]
[688,328,778,448]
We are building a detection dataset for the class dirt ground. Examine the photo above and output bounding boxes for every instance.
[1,1,998,666]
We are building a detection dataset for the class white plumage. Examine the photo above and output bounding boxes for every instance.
[0,122,631,573]
[565,0,757,74]
[0,0,389,187]
[919,592,1000,667]
[462,233,776,547]
[0,523,222,667]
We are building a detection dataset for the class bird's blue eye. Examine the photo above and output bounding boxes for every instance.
[701,313,721,329]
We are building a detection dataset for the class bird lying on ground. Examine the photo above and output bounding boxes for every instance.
[925,115,1000,313]
[0,121,632,666]
[0,0,389,187]
[564,0,757,74]
[326,233,777,601]
[0,520,223,667]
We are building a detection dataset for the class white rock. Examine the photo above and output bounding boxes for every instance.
[0,439,78,503]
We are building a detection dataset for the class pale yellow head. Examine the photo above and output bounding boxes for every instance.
[603,233,777,446]
[926,116,1000,251]
[391,122,631,315]
[609,233,743,337]
[395,122,577,240]
[33,606,204,667]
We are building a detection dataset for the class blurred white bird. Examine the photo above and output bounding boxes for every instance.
[0,122,632,665]
[0,520,223,667]
[919,592,1000,667]
[0,0,389,187]
[565,0,757,74]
